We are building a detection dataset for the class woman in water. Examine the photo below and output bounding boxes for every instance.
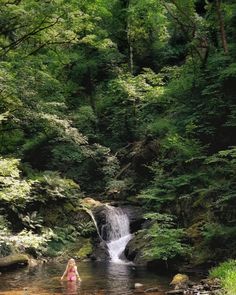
[61,258,81,282]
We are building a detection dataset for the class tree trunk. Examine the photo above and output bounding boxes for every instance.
[126,0,134,74]
[127,21,134,75]
[129,41,134,74]
[216,0,228,53]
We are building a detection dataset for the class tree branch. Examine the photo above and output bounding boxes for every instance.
[0,15,64,56]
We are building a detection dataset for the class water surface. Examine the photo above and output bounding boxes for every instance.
[0,261,169,295]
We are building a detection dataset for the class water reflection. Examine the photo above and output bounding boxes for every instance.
[106,262,133,294]
[61,281,79,295]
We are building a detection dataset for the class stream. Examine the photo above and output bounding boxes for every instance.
[0,261,170,295]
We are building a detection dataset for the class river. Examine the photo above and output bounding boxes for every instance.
[0,261,170,295]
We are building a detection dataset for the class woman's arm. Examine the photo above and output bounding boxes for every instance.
[61,265,69,280]
[75,266,81,281]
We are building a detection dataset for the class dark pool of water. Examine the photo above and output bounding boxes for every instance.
[0,261,170,295]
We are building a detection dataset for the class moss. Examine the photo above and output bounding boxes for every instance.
[170,274,189,285]
[46,236,93,259]
[46,240,65,257]
[75,239,93,259]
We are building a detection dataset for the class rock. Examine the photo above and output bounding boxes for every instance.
[93,204,145,239]
[120,206,145,233]
[125,230,183,272]
[0,254,28,268]
[135,283,144,288]
[81,197,102,208]
[166,276,223,295]
[92,205,108,239]
[63,237,94,260]
[90,239,109,261]
[170,274,190,286]
[28,258,38,267]
[76,239,93,259]
[200,278,221,289]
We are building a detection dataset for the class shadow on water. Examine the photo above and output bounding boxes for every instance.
[0,261,169,295]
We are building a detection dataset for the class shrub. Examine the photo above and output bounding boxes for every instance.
[210,260,236,295]
[141,213,189,261]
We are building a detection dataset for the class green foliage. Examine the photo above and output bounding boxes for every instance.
[72,106,98,140]
[30,171,81,203]
[52,226,78,244]
[76,239,93,259]
[0,215,12,257]
[0,157,82,216]
[0,226,54,257]
[77,220,96,238]
[19,211,43,231]
[211,260,236,280]
[0,157,32,210]
[202,223,236,259]
[140,213,189,261]
[210,260,236,295]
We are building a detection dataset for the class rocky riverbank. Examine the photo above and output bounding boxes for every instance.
[166,274,222,295]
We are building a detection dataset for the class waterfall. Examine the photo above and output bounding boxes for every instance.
[83,207,104,241]
[101,205,133,264]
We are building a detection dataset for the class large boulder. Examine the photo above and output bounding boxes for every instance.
[120,206,145,233]
[90,239,110,261]
[125,231,149,264]
[0,254,28,269]
[92,204,144,238]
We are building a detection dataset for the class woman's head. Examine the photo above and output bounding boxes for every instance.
[68,258,76,266]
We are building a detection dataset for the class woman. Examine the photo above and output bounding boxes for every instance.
[61,258,81,282]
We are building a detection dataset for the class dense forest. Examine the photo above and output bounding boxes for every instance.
[0,0,236,292]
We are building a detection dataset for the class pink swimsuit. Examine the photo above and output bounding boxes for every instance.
[67,266,77,281]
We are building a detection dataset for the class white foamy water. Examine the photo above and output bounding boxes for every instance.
[103,205,133,264]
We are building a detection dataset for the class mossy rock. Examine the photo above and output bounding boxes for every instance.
[0,254,28,268]
[76,239,93,259]
[80,197,102,209]
[170,274,189,285]
[61,238,93,260]
[125,232,150,264]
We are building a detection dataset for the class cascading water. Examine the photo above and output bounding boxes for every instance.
[101,205,133,264]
